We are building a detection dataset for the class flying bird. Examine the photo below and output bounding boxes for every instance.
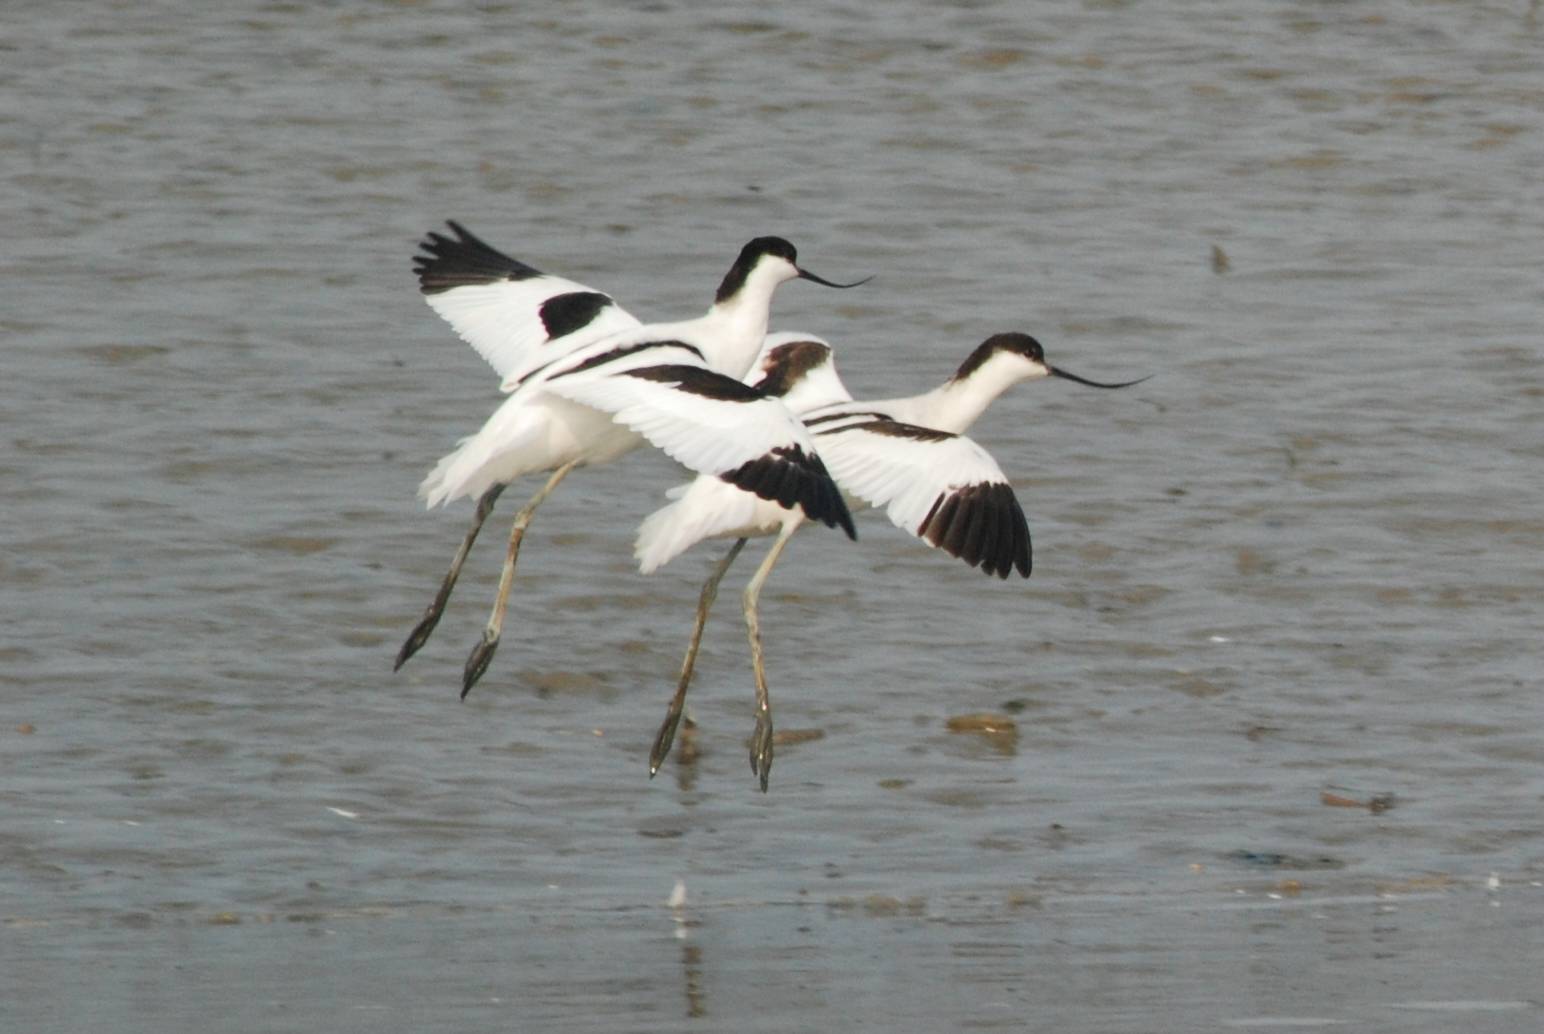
[636,331,1148,788]
[395,224,865,698]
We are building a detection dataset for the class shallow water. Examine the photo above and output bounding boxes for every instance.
[4,2,1544,1031]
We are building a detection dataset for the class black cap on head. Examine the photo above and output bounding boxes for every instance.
[716,237,798,303]
[715,237,868,301]
[744,236,798,264]
[952,332,1148,388]
[952,333,1045,381]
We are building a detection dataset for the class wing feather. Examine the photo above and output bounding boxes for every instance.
[815,418,1031,577]
[413,222,642,381]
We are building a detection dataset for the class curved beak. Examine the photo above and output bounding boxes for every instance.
[797,268,873,289]
[1049,366,1151,389]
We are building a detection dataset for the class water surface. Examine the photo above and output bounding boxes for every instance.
[4,2,1543,1031]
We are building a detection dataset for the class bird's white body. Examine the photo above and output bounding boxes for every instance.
[422,396,633,507]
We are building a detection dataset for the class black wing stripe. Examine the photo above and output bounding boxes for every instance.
[540,291,614,340]
[547,341,706,382]
[414,221,544,294]
[720,446,856,540]
[808,410,891,428]
[623,364,764,402]
[854,420,956,444]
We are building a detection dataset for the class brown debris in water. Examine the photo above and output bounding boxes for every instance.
[945,713,1020,754]
[946,713,1017,735]
[1321,786,1396,813]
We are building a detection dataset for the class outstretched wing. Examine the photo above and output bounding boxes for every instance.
[813,416,1030,578]
[543,356,855,538]
[413,221,642,382]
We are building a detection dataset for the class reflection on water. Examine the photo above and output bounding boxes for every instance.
[5,0,1544,1031]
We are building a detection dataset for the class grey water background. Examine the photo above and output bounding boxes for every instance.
[4,1,1543,1030]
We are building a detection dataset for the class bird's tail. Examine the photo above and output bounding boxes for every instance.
[635,477,770,574]
[418,434,494,508]
[417,395,540,508]
[634,485,697,574]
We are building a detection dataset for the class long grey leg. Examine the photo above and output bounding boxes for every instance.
[461,460,579,699]
[743,522,801,792]
[395,484,505,671]
[649,538,748,777]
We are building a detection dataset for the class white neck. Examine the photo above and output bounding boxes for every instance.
[650,274,783,380]
[700,306,770,377]
[870,350,1046,433]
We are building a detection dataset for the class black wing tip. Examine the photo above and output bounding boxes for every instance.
[412,220,542,294]
[833,497,857,540]
[721,446,855,539]
[820,476,857,539]
[919,482,1031,579]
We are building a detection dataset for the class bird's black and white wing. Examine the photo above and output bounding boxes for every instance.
[542,350,855,538]
[812,416,1030,578]
[413,221,642,383]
